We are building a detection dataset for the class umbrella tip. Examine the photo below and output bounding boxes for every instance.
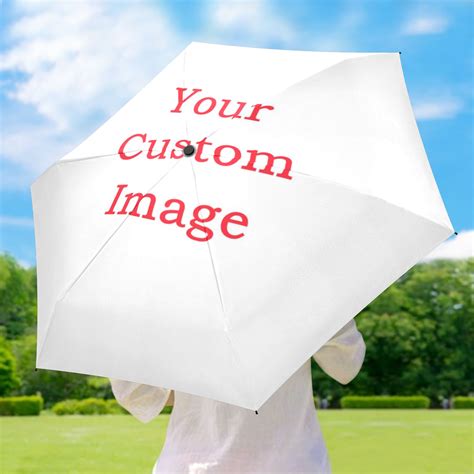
[34,368,38,372]
[454,231,458,235]
[398,51,402,55]
[255,410,259,415]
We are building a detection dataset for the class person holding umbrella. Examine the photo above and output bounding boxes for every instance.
[31,42,452,473]
[110,318,365,473]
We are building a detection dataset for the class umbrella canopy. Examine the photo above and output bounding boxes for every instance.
[32,42,453,410]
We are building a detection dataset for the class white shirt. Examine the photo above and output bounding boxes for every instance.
[110,319,365,474]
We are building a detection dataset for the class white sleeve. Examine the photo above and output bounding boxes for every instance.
[109,379,171,423]
[312,319,366,385]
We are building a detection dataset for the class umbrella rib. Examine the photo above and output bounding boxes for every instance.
[37,159,186,361]
[59,150,142,163]
[188,158,227,319]
[181,45,228,316]
[290,169,453,232]
[187,157,253,402]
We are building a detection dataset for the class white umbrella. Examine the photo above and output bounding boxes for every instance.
[32,42,453,410]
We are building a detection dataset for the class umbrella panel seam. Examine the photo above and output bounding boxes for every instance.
[290,169,452,232]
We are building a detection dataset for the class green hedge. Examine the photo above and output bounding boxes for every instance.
[105,399,127,414]
[452,397,474,409]
[53,398,129,415]
[0,395,44,416]
[52,397,172,415]
[340,396,430,409]
[52,398,127,415]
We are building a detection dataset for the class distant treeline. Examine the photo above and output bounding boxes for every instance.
[0,253,472,407]
[312,257,473,405]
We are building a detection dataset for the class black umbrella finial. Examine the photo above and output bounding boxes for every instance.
[183,144,195,156]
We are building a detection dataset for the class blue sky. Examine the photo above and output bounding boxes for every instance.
[1,0,473,266]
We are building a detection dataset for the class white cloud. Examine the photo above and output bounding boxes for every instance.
[0,1,185,187]
[402,13,449,36]
[0,216,34,227]
[1,123,77,180]
[311,5,366,51]
[208,0,295,45]
[17,259,33,269]
[424,230,474,261]
[0,2,181,130]
[207,1,366,52]
[0,251,33,268]
[413,98,463,120]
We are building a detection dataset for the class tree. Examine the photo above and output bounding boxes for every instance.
[312,258,474,404]
[401,259,474,399]
[0,337,20,395]
[12,335,108,406]
[0,254,37,338]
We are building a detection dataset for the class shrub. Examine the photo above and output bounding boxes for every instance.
[340,396,430,409]
[452,397,474,409]
[52,399,79,415]
[105,399,127,414]
[0,395,43,416]
[53,398,128,415]
[76,398,108,415]
[53,398,109,415]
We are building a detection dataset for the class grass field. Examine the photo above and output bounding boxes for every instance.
[1,410,473,473]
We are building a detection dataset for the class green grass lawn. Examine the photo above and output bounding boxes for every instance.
[1,410,472,473]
